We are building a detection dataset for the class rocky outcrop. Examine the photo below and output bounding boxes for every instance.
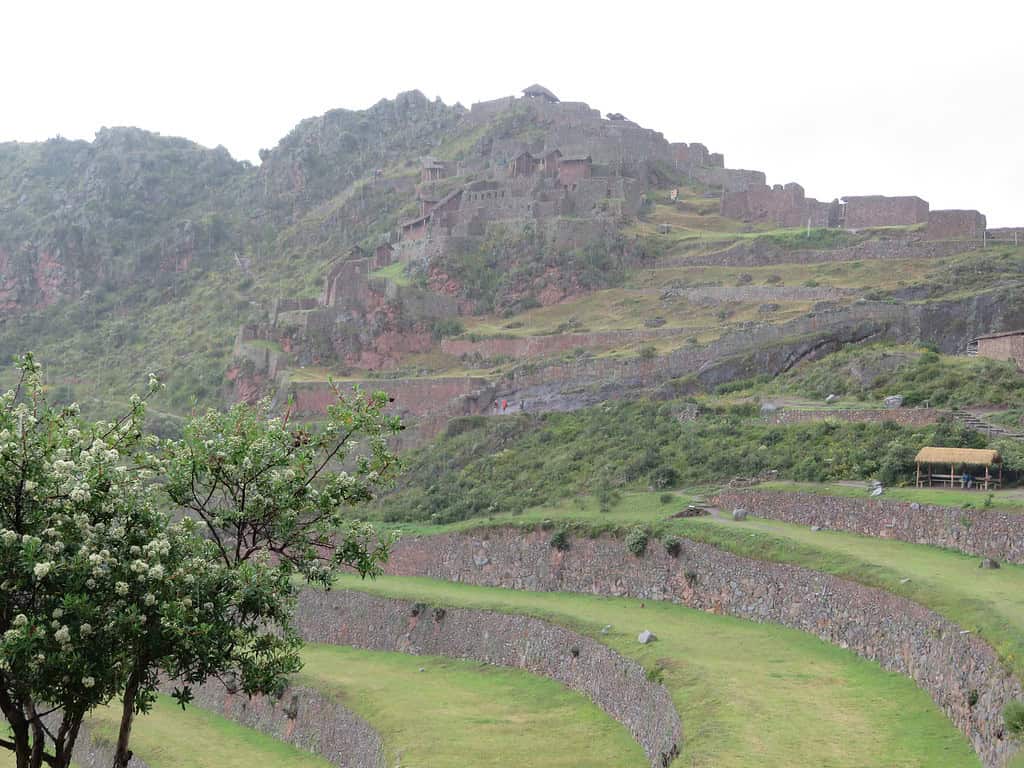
[293,589,682,768]
[386,527,1022,767]
[712,489,1024,563]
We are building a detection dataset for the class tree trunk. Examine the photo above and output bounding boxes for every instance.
[111,667,141,768]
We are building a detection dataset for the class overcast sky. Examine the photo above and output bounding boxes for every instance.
[4,0,1022,225]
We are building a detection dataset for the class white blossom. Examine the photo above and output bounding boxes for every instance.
[13,614,27,628]
[33,562,52,579]
[54,626,70,644]
[80,624,92,636]
[115,582,129,596]
[82,676,95,689]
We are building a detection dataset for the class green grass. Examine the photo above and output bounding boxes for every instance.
[297,645,645,767]
[85,695,332,768]
[334,575,977,767]
[683,513,1024,677]
[759,480,1024,512]
[369,260,412,286]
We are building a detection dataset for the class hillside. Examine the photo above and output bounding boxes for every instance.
[2,85,1023,441]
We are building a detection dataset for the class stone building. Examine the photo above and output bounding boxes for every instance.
[925,209,987,240]
[840,195,929,229]
[557,155,593,186]
[721,182,837,227]
[974,330,1024,368]
[420,157,449,183]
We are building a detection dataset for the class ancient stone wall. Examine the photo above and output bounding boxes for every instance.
[293,590,682,768]
[712,489,1024,564]
[386,527,1022,767]
[927,210,987,241]
[185,681,385,768]
[977,333,1024,368]
[767,407,944,426]
[440,327,681,359]
[721,183,835,228]
[679,236,982,268]
[286,376,489,418]
[842,195,929,228]
[67,720,149,768]
[690,167,766,193]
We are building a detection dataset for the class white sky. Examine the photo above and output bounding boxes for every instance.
[4,0,1022,225]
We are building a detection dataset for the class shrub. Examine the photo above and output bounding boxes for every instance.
[659,493,674,505]
[639,346,658,360]
[663,536,682,557]
[550,529,570,551]
[651,465,680,489]
[1004,700,1024,737]
[625,527,649,557]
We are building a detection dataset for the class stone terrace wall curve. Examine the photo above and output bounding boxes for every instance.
[386,527,1022,768]
[293,589,682,768]
[767,407,945,427]
[712,489,1024,564]
[180,681,385,768]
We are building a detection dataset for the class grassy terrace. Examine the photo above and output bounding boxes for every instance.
[377,486,1024,679]
[298,645,644,768]
[758,480,1024,511]
[0,647,643,768]
[335,574,977,767]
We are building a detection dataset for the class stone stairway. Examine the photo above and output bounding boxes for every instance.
[951,408,1024,441]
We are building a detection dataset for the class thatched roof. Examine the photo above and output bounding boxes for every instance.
[523,84,559,102]
[915,447,1001,466]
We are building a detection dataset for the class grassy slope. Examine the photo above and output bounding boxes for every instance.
[87,695,331,768]
[690,514,1024,666]
[334,574,977,768]
[298,645,645,768]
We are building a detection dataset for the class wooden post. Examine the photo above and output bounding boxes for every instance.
[985,465,991,491]
[951,464,955,488]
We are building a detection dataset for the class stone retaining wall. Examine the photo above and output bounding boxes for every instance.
[712,489,1024,564]
[293,589,682,768]
[184,681,385,768]
[767,407,944,426]
[386,527,1022,767]
[677,237,981,268]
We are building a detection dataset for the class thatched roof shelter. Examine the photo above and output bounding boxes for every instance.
[915,446,1002,489]
[522,84,559,102]
[914,447,1001,466]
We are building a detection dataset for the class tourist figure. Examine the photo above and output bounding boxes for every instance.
[961,470,972,489]
[502,399,508,412]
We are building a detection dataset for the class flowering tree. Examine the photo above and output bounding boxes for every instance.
[0,359,401,768]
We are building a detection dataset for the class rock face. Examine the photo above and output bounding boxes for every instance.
[386,527,1022,768]
[292,589,682,768]
[0,128,245,314]
[713,490,1024,564]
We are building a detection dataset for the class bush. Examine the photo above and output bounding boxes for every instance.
[663,536,682,557]
[550,529,570,551]
[639,346,658,360]
[659,493,674,505]
[625,527,649,557]
[1004,700,1024,738]
[651,465,680,489]
[431,317,465,340]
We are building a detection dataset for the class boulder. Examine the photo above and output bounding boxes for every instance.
[732,508,748,521]
[601,624,612,635]
[870,486,884,497]
[883,394,905,409]
[638,630,657,644]
[980,558,1001,570]
[825,394,840,404]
